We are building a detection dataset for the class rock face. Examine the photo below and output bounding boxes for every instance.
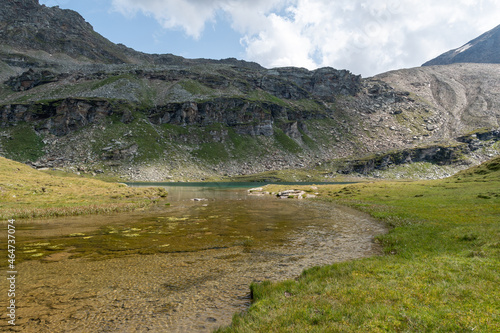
[5,69,58,91]
[0,98,114,136]
[423,24,500,66]
[147,97,328,136]
[269,67,361,101]
[338,129,500,175]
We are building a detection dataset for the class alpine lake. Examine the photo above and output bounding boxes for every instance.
[2,182,386,333]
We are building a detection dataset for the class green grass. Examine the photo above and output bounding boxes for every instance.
[273,127,302,153]
[179,79,216,96]
[192,142,230,163]
[90,73,136,90]
[0,156,166,219]
[227,128,267,161]
[0,122,45,162]
[217,156,500,332]
[247,90,289,107]
[88,112,166,163]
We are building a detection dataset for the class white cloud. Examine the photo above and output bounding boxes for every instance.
[111,0,225,39]
[112,0,500,76]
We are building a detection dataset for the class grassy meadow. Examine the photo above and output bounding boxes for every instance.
[217,157,500,332]
[0,156,166,219]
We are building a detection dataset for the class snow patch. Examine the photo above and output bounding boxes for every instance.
[455,43,473,54]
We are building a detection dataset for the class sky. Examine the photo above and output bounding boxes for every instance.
[38,0,500,77]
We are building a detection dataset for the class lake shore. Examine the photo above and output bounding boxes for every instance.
[216,157,500,332]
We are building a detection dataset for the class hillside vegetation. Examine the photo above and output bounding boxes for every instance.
[0,156,166,219]
[218,156,500,332]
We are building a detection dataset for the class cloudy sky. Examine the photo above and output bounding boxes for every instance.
[39,0,500,77]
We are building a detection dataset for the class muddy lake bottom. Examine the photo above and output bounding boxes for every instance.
[1,184,386,332]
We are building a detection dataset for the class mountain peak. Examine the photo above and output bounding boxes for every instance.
[0,0,134,64]
[423,24,500,66]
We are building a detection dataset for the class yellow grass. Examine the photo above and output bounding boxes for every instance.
[0,156,166,219]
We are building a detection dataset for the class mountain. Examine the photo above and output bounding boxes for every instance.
[0,0,499,181]
[0,0,137,64]
[0,0,263,69]
[423,24,500,66]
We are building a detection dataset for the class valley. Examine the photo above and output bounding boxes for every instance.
[0,1,499,332]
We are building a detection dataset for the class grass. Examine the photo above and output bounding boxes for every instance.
[217,156,500,332]
[273,127,302,153]
[0,156,167,219]
[0,122,45,162]
[179,79,216,96]
[192,142,230,163]
[87,112,166,163]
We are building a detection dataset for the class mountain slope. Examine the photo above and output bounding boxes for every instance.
[0,0,263,72]
[0,0,499,181]
[376,63,500,136]
[0,0,136,64]
[423,24,500,66]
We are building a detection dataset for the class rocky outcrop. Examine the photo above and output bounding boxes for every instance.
[0,96,323,138]
[272,67,361,101]
[0,98,115,136]
[5,68,59,91]
[0,0,499,180]
[338,144,470,175]
[338,129,500,175]
[147,98,326,136]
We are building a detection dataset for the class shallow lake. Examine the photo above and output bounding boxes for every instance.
[1,183,386,333]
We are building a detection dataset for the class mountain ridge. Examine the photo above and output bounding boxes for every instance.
[423,24,500,66]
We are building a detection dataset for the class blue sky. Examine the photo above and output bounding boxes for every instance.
[39,0,245,60]
[38,0,500,77]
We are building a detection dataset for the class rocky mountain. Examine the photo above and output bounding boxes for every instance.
[423,24,500,66]
[0,0,137,64]
[0,0,264,70]
[0,0,499,181]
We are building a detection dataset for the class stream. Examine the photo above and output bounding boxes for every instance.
[0,183,386,333]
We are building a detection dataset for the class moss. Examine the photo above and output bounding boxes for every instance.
[227,128,266,161]
[179,79,216,96]
[191,142,229,163]
[273,127,302,153]
[0,123,45,162]
[247,90,288,108]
